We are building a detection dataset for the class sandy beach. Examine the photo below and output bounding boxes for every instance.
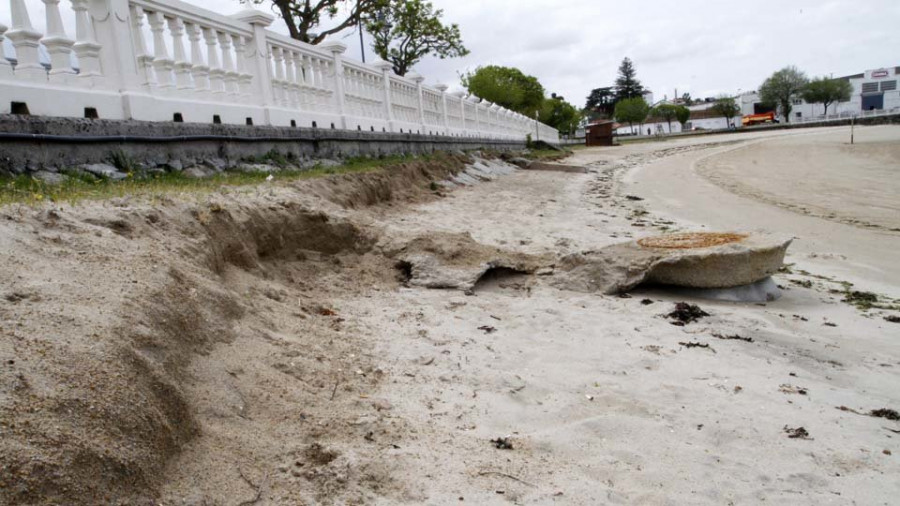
[1,126,899,505]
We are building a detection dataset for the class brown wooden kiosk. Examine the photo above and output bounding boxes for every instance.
[585,120,615,146]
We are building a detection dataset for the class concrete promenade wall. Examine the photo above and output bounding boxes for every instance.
[0,115,526,175]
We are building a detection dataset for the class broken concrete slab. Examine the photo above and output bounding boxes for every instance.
[554,232,792,294]
[506,157,533,169]
[439,157,518,188]
[389,232,547,291]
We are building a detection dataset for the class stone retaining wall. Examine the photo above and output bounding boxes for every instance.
[0,115,525,176]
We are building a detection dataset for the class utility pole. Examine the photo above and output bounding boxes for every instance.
[850,114,855,145]
[357,0,366,63]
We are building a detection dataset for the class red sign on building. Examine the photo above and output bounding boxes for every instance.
[872,69,890,78]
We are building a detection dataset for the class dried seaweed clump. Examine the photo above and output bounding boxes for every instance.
[638,232,748,250]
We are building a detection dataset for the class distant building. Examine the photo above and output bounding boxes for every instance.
[614,101,740,136]
[740,66,900,121]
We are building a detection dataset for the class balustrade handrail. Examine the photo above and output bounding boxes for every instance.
[0,0,558,143]
[131,0,253,37]
[264,30,333,60]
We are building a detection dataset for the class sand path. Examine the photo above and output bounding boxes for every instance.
[4,131,898,505]
[333,129,900,504]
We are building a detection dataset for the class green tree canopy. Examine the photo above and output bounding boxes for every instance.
[711,96,741,128]
[615,57,644,101]
[759,66,809,123]
[365,0,468,76]
[614,97,649,131]
[801,77,853,116]
[651,103,679,132]
[675,105,691,126]
[585,86,616,117]
[461,65,545,115]
[245,0,384,44]
[539,95,583,135]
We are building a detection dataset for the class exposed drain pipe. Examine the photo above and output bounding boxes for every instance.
[0,132,520,144]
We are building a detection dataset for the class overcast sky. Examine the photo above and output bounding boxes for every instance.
[3,0,899,107]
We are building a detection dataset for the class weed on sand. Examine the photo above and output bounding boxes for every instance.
[0,153,436,207]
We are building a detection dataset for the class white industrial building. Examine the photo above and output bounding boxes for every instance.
[740,66,900,121]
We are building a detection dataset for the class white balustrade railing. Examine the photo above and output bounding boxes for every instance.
[0,0,558,142]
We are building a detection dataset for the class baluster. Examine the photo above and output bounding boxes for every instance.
[317,57,328,90]
[69,0,102,84]
[167,17,192,91]
[233,35,251,97]
[41,0,75,82]
[315,58,328,109]
[321,41,346,127]
[361,72,370,103]
[217,31,237,96]
[344,68,354,116]
[186,23,208,97]
[298,54,309,87]
[452,91,464,130]
[359,72,367,116]
[316,57,327,109]
[282,48,300,109]
[357,72,366,117]
[147,12,173,92]
[407,73,425,130]
[264,45,276,104]
[0,23,13,79]
[363,73,372,117]
[203,27,224,98]
[373,61,393,129]
[309,56,320,89]
[129,6,155,90]
[288,50,303,107]
[270,45,286,106]
[292,51,305,108]
[300,54,314,110]
[282,49,297,107]
[436,84,449,132]
[6,0,45,80]
[362,72,369,102]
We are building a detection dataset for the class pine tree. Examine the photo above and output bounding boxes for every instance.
[615,57,644,101]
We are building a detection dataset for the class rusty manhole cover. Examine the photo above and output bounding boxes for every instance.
[637,232,748,250]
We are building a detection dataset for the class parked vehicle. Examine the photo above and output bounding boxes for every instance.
[742,112,778,126]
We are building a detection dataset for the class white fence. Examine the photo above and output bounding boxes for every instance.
[0,0,559,143]
[788,107,900,125]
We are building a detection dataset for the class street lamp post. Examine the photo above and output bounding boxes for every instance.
[358,0,365,62]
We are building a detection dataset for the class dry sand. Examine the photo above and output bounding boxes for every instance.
[1,129,899,505]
